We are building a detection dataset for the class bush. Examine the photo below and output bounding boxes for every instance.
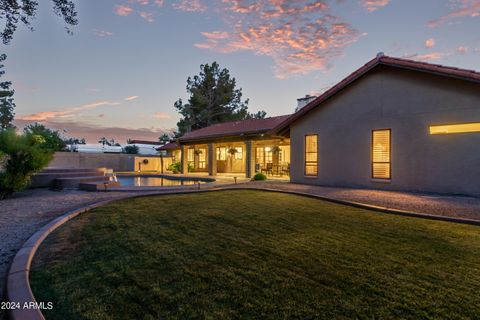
[0,129,53,199]
[252,172,267,181]
[168,162,181,174]
[167,162,195,173]
[124,145,139,154]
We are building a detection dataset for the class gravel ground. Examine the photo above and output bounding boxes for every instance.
[1,183,479,319]
[245,182,480,219]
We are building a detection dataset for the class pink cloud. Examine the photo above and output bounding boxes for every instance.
[457,46,469,54]
[425,38,435,48]
[124,95,140,101]
[361,0,391,12]
[195,0,360,79]
[428,0,480,28]
[17,101,121,121]
[154,112,172,119]
[139,11,154,22]
[172,0,207,12]
[114,4,134,16]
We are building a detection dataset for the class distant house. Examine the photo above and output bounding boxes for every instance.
[126,140,162,155]
[173,54,480,196]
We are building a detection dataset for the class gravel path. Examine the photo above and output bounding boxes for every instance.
[244,182,480,219]
[1,183,479,319]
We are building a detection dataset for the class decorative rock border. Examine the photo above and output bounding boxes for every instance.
[6,186,480,319]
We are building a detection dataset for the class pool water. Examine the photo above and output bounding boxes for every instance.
[116,176,205,187]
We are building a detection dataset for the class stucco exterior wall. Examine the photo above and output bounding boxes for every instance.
[290,66,480,196]
[49,152,171,172]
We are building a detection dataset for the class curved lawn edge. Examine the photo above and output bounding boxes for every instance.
[6,185,480,320]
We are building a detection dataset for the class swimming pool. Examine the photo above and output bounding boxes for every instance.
[116,175,210,187]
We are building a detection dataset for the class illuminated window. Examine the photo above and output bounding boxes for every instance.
[198,148,206,169]
[216,147,226,160]
[372,129,391,179]
[304,135,318,176]
[429,122,480,134]
[187,148,194,163]
[235,147,243,160]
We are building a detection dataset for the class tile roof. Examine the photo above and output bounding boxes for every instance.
[156,142,179,151]
[129,140,162,145]
[179,115,291,143]
[272,54,480,135]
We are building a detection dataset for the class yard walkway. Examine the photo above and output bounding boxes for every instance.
[1,181,480,319]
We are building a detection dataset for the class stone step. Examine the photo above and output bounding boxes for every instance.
[52,176,109,190]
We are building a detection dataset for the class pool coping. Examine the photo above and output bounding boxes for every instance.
[6,185,480,320]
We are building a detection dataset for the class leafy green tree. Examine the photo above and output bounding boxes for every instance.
[0,0,78,45]
[64,137,86,145]
[174,62,266,135]
[23,123,66,151]
[159,133,170,144]
[0,129,53,199]
[124,145,139,154]
[0,54,15,130]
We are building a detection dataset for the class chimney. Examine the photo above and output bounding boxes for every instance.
[296,94,317,112]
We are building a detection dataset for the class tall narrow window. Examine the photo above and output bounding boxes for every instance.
[216,147,226,160]
[304,135,318,176]
[187,148,195,166]
[372,129,391,179]
[198,148,206,169]
[235,147,243,160]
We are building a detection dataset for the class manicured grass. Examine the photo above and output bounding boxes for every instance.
[31,190,480,319]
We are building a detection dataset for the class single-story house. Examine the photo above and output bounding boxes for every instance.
[176,54,480,196]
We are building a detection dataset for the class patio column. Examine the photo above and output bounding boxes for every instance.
[208,143,217,176]
[180,144,188,175]
[245,140,255,178]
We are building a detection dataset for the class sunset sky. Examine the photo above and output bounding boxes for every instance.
[5,0,480,143]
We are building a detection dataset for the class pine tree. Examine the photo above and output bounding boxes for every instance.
[0,54,15,130]
[174,62,266,136]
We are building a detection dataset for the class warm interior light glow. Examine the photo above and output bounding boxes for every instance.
[372,130,391,179]
[429,123,480,134]
[265,146,272,152]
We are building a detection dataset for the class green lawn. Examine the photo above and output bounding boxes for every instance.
[31,190,480,319]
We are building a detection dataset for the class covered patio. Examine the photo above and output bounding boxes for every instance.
[176,116,291,179]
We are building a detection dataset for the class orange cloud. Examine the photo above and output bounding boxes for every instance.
[428,0,480,28]
[195,0,360,79]
[17,101,121,122]
[125,95,140,101]
[361,0,391,12]
[425,38,435,48]
[457,46,469,54]
[154,112,171,119]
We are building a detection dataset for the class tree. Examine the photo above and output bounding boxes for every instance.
[124,145,139,154]
[159,133,170,144]
[0,129,53,199]
[174,62,266,136]
[0,54,15,130]
[0,0,78,45]
[23,123,66,151]
[64,137,85,145]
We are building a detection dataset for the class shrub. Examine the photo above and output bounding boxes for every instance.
[252,172,267,181]
[0,129,53,199]
[124,145,139,154]
[168,162,181,174]
[167,162,195,173]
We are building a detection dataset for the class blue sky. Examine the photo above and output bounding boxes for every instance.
[5,0,480,143]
